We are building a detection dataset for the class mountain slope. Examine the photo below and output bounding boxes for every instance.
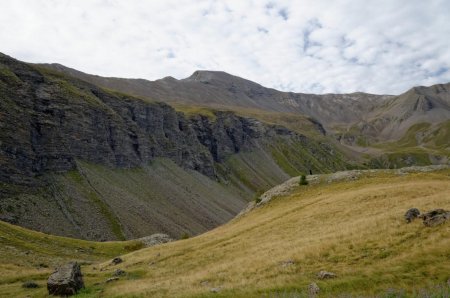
[38,62,450,167]
[37,63,392,129]
[355,83,450,141]
[1,167,449,297]
[0,52,348,240]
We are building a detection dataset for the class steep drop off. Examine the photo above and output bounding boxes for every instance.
[0,53,348,240]
[39,62,450,168]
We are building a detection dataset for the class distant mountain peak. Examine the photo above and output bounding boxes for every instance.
[184,70,236,83]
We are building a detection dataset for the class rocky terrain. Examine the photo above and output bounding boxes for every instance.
[238,164,450,217]
[0,52,348,240]
[40,61,450,168]
[1,51,449,241]
[2,166,449,297]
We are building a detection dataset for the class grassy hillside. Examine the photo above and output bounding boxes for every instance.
[0,221,143,297]
[368,122,450,168]
[2,168,449,297]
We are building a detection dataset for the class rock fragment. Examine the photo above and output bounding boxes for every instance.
[113,269,126,277]
[317,270,337,279]
[404,208,420,223]
[420,209,450,227]
[111,257,123,265]
[308,282,320,296]
[106,277,119,283]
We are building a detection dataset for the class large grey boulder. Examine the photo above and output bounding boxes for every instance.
[420,209,450,227]
[47,262,84,296]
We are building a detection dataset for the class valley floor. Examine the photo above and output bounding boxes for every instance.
[1,167,450,297]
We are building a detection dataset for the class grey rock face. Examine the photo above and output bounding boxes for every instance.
[0,53,326,186]
[47,262,84,296]
[420,209,450,227]
[1,53,348,241]
[404,208,420,223]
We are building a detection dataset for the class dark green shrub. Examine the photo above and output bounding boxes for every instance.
[22,281,39,288]
[299,174,308,186]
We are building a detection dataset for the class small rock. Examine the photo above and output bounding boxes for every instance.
[106,277,119,283]
[317,270,337,279]
[280,259,295,268]
[113,269,126,277]
[404,208,420,223]
[308,282,320,296]
[22,281,39,289]
[47,262,84,296]
[111,257,123,265]
[200,280,209,286]
[420,209,450,227]
[210,287,221,293]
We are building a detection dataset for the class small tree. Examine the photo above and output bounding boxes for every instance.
[299,174,308,186]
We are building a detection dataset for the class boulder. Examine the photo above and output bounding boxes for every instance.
[308,282,320,296]
[113,269,126,277]
[404,208,420,223]
[47,262,84,296]
[420,209,450,227]
[111,257,123,265]
[317,270,337,279]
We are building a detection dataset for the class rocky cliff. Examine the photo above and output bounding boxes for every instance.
[0,53,348,240]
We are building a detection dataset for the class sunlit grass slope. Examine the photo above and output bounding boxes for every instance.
[93,169,450,297]
[1,169,449,297]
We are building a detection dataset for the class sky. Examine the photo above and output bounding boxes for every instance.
[1,0,449,95]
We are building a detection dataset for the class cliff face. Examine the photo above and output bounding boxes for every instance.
[1,53,341,186]
[0,53,347,240]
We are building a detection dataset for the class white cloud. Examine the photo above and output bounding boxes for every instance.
[0,0,449,94]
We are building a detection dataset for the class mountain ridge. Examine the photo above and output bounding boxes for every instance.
[0,52,348,240]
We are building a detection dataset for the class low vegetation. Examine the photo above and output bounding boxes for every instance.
[1,168,449,297]
[0,221,143,297]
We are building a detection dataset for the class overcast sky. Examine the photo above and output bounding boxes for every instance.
[1,0,449,94]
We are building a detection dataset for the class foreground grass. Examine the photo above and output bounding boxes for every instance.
[98,169,450,297]
[1,169,449,297]
[0,222,143,297]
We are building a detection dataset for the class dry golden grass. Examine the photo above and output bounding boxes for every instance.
[2,169,449,297]
[92,170,450,297]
